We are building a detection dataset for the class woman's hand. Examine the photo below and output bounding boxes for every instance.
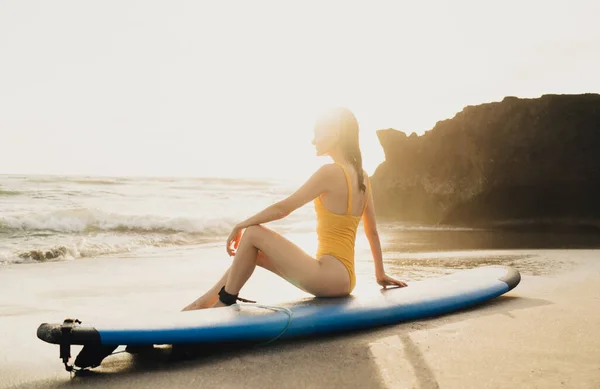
[376,273,408,289]
[226,224,244,257]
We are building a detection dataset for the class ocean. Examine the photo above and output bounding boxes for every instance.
[2,174,597,280]
[0,174,319,264]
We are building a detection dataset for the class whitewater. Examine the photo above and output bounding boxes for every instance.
[0,174,314,264]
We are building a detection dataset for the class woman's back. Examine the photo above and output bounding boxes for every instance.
[314,162,370,292]
[317,163,369,217]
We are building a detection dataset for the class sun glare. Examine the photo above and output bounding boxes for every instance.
[1,1,598,179]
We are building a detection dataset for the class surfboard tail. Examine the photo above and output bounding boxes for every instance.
[37,318,103,373]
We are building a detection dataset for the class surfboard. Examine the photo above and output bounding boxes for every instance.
[37,265,520,370]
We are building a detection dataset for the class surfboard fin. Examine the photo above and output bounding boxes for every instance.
[56,317,118,374]
[74,344,119,370]
[59,318,81,373]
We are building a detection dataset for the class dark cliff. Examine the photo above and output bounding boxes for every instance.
[371,94,600,230]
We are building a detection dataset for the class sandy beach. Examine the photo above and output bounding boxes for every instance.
[3,0,600,387]
[1,246,599,389]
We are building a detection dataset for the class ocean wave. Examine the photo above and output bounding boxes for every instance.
[22,175,281,190]
[3,233,215,264]
[184,177,278,187]
[70,179,125,185]
[0,208,236,235]
[25,177,127,185]
[0,189,23,196]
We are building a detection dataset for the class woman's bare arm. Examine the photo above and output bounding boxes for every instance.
[362,177,407,288]
[236,164,336,229]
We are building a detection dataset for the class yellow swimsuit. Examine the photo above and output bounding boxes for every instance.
[314,163,370,293]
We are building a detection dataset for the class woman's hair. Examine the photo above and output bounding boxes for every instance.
[321,107,366,192]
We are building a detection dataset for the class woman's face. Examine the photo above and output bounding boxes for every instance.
[312,121,338,156]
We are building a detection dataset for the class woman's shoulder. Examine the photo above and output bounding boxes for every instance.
[314,164,369,182]
[318,162,344,174]
[311,163,344,182]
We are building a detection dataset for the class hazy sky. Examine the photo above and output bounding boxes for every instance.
[2,1,599,179]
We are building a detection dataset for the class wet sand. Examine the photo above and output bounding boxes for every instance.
[1,246,599,389]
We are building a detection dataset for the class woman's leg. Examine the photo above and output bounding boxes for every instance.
[181,250,284,311]
[216,225,350,305]
[181,268,231,311]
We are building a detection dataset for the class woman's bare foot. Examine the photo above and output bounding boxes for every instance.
[182,297,228,311]
[181,302,203,311]
[181,294,218,311]
[211,300,227,308]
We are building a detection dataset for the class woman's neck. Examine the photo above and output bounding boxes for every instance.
[328,148,346,164]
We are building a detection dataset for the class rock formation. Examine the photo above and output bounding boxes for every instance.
[371,94,600,230]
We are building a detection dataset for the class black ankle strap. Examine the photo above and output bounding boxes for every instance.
[218,286,256,305]
[218,286,238,305]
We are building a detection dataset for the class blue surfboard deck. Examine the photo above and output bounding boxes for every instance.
[37,265,520,346]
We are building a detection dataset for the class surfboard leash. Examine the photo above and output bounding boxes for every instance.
[235,303,294,346]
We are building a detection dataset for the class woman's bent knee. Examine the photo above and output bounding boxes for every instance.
[242,225,266,242]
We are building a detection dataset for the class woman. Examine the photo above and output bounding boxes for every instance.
[75,108,406,368]
[72,107,407,369]
[182,107,407,311]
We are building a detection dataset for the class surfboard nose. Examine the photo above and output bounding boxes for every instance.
[498,266,521,291]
